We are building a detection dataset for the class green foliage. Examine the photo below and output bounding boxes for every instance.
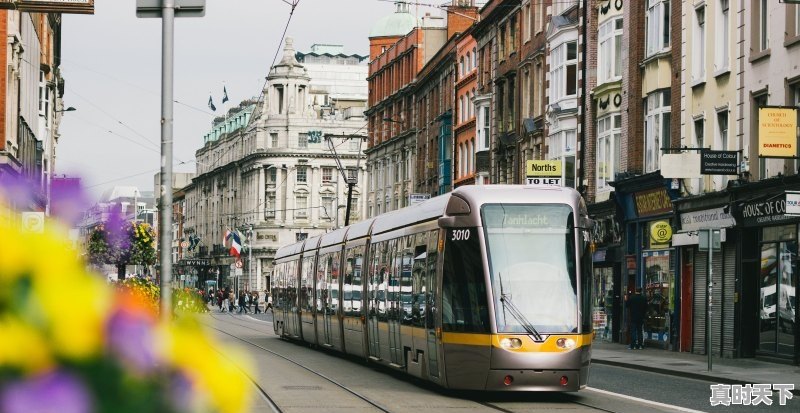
[88,221,156,268]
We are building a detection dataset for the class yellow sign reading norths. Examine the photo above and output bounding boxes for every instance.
[759,107,798,157]
[526,160,562,177]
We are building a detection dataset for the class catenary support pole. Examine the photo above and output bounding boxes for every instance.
[707,228,713,371]
[159,0,175,321]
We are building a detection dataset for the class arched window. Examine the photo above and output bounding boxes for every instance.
[459,57,465,77]
[467,140,472,174]
[466,52,472,71]
[472,47,477,68]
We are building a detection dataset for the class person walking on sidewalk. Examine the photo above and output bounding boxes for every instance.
[627,287,647,349]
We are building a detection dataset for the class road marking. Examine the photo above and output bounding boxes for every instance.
[586,387,707,413]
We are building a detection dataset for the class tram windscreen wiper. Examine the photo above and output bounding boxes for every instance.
[498,272,544,342]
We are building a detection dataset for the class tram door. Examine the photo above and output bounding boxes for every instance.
[425,230,440,378]
[388,239,407,365]
[317,253,334,347]
[284,260,299,337]
[367,241,385,358]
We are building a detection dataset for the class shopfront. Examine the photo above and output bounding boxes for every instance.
[734,184,800,364]
[589,199,623,343]
[673,197,737,357]
[611,173,680,350]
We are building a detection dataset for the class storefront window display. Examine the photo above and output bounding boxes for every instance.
[593,267,614,341]
[759,225,797,357]
[642,250,673,344]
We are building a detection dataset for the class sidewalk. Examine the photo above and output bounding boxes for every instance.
[591,342,800,394]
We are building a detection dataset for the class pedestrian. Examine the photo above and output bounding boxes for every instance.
[238,292,247,314]
[244,290,251,313]
[220,290,229,313]
[253,291,261,314]
[228,290,236,312]
[627,287,647,350]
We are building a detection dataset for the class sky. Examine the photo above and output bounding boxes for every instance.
[56,0,435,201]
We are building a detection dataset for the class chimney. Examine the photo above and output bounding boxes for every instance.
[447,0,478,40]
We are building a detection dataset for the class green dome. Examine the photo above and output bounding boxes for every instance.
[369,7,417,38]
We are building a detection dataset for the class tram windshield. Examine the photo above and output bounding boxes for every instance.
[482,204,578,333]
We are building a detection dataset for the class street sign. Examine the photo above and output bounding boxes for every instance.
[786,191,800,216]
[698,230,721,252]
[526,177,562,186]
[21,212,45,233]
[409,193,430,206]
[136,0,205,18]
[235,259,243,269]
[180,241,189,248]
[700,150,738,175]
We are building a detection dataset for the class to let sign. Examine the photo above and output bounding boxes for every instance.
[700,150,738,175]
[758,107,798,157]
[526,160,563,186]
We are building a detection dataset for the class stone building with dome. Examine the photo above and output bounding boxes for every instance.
[183,38,368,293]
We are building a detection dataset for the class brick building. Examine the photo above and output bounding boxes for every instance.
[453,28,477,187]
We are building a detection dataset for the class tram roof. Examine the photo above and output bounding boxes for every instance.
[452,184,580,206]
[302,235,323,253]
[319,226,349,248]
[370,193,450,235]
[344,216,376,241]
[275,240,305,260]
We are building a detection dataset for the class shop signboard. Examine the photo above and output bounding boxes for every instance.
[525,160,562,186]
[786,191,800,216]
[0,0,94,14]
[649,220,673,248]
[700,150,738,175]
[679,207,736,231]
[738,194,800,227]
[634,187,673,217]
[758,107,798,158]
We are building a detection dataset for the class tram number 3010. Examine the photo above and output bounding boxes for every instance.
[450,229,471,241]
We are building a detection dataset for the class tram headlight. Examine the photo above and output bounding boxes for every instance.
[500,337,523,349]
[556,338,576,349]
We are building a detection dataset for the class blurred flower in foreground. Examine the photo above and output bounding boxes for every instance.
[0,215,252,413]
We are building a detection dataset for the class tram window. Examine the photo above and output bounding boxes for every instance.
[401,236,414,326]
[581,230,593,333]
[426,230,439,329]
[442,227,490,333]
[412,232,428,328]
[302,256,315,313]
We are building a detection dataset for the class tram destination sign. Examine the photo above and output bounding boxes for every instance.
[700,150,738,175]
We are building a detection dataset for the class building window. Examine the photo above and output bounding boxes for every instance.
[510,15,517,54]
[548,129,577,188]
[598,18,623,84]
[597,114,621,190]
[646,0,671,57]
[295,195,308,218]
[297,165,308,183]
[321,195,334,221]
[536,0,543,33]
[796,4,800,37]
[271,132,278,148]
[694,117,705,149]
[522,69,531,118]
[38,71,49,118]
[477,106,490,151]
[533,60,543,117]
[499,25,507,58]
[693,5,706,81]
[265,193,276,218]
[716,110,728,151]
[322,167,333,183]
[349,138,360,152]
[753,0,769,52]
[267,168,277,185]
[550,41,578,102]
[298,133,308,148]
[644,90,671,173]
[524,2,531,42]
[460,56,465,78]
[715,0,730,72]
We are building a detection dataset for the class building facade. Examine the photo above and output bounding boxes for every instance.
[184,38,368,293]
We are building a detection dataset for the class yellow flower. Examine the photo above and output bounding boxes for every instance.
[0,316,53,372]
[161,319,252,413]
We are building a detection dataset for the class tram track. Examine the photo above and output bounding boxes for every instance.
[202,312,624,413]
[205,312,392,413]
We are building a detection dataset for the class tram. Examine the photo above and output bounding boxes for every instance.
[271,185,593,391]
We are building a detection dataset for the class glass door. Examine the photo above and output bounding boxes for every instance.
[760,239,798,356]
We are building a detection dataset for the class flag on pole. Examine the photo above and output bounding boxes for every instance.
[222,86,229,104]
[223,229,230,247]
[229,231,242,258]
[208,95,217,111]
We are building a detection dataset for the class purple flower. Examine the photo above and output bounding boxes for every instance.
[0,173,44,211]
[50,177,91,226]
[105,308,158,373]
[168,372,196,412]
[0,370,92,413]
